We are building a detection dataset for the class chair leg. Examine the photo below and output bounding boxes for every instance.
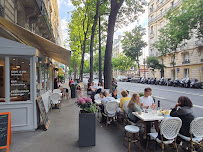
[128,134,131,152]
[106,116,109,129]
[161,143,164,152]
[138,132,141,151]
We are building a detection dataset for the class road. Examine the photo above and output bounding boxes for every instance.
[117,82,203,117]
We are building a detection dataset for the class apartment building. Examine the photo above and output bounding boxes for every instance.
[148,0,203,81]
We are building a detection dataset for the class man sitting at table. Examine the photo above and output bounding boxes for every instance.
[101,91,115,122]
[140,87,155,109]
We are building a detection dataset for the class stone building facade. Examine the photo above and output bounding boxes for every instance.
[148,0,203,81]
[0,0,63,46]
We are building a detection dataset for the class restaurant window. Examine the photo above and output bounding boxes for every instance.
[0,56,5,102]
[10,57,30,101]
[184,69,189,78]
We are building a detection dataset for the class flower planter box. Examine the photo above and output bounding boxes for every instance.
[79,112,96,147]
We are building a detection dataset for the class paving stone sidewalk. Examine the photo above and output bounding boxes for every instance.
[6,91,186,152]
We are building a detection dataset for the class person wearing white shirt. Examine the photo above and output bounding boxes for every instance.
[140,87,155,109]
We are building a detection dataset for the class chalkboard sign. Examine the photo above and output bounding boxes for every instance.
[36,96,50,130]
[0,112,11,152]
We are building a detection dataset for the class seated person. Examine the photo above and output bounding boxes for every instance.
[140,87,155,109]
[126,90,131,98]
[111,89,119,99]
[120,90,131,110]
[91,81,97,90]
[76,85,83,98]
[99,92,104,99]
[87,82,95,93]
[127,93,142,123]
[170,96,195,137]
[101,91,115,106]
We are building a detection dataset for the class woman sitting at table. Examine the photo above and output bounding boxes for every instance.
[127,93,142,123]
[111,89,119,99]
[120,90,131,110]
[170,96,195,137]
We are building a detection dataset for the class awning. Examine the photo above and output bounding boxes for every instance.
[0,16,71,66]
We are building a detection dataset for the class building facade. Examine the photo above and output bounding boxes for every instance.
[0,0,70,132]
[148,0,203,81]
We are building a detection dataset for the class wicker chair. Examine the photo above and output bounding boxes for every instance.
[102,101,119,128]
[178,117,203,152]
[50,93,61,112]
[53,89,62,100]
[147,117,182,152]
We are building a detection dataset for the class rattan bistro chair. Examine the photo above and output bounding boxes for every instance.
[50,93,61,112]
[178,117,203,152]
[102,101,119,128]
[53,89,62,100]
[146,117,182,152]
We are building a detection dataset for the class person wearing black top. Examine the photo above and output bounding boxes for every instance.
[170,96,195,137]
[54,78,58,89]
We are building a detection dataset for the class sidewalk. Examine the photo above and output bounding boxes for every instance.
[8,92,185,152]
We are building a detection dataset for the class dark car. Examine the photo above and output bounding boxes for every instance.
[126,77,132,82]
[131,77,141,83]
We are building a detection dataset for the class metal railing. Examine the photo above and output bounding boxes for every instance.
[36,0,55,42]
[182,60,190,64]
[195,39,203,47]
[148,0,182,24]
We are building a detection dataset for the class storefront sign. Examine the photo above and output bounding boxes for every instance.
[36,96,50,130]
[0,112,11,152]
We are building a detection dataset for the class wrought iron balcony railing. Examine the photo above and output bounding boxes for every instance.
[182,60,190,64]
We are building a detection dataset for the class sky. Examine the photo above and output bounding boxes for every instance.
[57,0,149,57]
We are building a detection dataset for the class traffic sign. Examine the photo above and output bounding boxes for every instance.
[177,68,180,73]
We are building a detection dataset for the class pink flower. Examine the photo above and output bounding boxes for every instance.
[86,98,92,103]
[81,99,86,104]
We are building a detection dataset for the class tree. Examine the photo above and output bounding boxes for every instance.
[122,25,147,77]
[112,54,135,72]
[83,59,90,73]
[89,0,100,82]
[93,47,105,72]
[146,56,163,77]
[104,0,146,89]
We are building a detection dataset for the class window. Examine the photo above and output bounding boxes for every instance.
[150,4,154,12]
[0,56,5,102]
[184,53,189,61]
[171,69,175,79]
[171,1,174,8]
[160,9,163,15]
[10,57,30,101]
[184,69,189,77]
[151,26,154,34]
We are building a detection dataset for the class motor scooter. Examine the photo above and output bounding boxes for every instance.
[159,77,165,85]
[173,78,180,87]
[180,78,186,87]
[184,77,190,88]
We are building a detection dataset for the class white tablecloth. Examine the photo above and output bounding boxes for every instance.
[132,111,165,121]
[95,99,120,105]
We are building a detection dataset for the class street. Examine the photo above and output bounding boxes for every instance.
[117,82,203,117]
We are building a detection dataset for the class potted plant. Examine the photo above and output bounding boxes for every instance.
[70,82,78,98]
[77,97,97,147]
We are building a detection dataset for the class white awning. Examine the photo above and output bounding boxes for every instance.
[0,16,71,66]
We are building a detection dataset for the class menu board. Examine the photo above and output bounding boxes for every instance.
[36,97,50,130]
[0,112,11,151]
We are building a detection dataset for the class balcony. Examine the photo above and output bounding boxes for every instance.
[201,59,203,62]
[148,0,182,24]
[36,0,55,42]
[195,39,203,47]
[170,62,176,66]
[182,60,190,64]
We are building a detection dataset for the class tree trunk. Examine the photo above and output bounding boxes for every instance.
[98,3,102,84]
[172,53,175,79]
[80,38,87,82]
[161,58,164,77]
[104,0,124,89]
[137,61,140,77]
[90,0,100,83]
[74,62,77,81]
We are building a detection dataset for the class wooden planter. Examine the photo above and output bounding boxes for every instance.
[79,112,96,147]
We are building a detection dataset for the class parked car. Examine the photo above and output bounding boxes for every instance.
[131,77,141,83]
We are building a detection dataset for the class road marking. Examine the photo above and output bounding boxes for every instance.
[193,105,203,109]
[154,88,203,97]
